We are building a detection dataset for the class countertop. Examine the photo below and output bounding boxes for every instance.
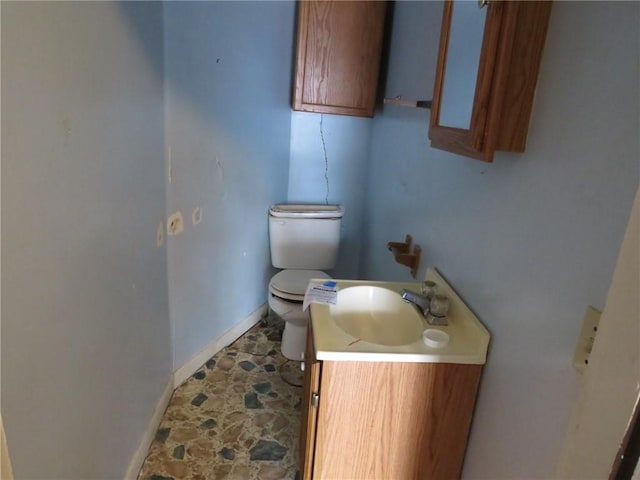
[309,268,490,364]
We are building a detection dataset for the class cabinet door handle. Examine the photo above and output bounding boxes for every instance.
[478,0,489,8]
[311,392,319,409]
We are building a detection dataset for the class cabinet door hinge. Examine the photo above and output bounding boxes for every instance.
[311,392,320,409]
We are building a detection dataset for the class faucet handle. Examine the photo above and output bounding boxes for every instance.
[426,294,450,326]
[430,294,450,317]
[421,280,437,299]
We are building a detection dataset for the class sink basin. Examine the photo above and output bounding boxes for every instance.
[330,286,424,346]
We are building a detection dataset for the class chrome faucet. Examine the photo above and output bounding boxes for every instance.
[400,289,430,316]
[400,288,449,326]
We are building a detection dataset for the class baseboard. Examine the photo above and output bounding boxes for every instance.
[172,303,268,389]
[124,377,174,480]
[123,304,267,480]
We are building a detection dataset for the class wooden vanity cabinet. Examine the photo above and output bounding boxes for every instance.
[300,326,484,480]
[429,0,552,162]
[292,1,387,118]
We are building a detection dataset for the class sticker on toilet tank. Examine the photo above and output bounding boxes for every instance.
[303,281,338,312]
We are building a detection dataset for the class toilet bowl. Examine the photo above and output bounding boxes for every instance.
[268,269,330,360]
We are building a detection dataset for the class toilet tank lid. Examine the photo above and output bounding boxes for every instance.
[269,204,344,219]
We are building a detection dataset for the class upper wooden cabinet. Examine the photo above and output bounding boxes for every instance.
[292,1,387,118]
[429,1,552,162]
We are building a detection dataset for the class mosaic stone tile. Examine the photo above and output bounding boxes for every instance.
[190,393,208,407]
[219,446,236,460]
[155,428,171,444]
[253,382,272,394]
[239,360,257,371]
[138,322,301,480]
[172,445,185,460]
[249,440,288,461]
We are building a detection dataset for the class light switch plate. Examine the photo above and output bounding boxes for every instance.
[572,306,602,373]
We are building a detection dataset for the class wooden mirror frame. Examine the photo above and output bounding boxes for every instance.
[428,0,506,162]
[428,1,552,163]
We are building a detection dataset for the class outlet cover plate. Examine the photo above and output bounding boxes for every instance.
[572,305,602,373]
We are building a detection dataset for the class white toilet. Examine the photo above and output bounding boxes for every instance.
[268,204,344,360]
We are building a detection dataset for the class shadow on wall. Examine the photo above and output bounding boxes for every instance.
[117,2,165,75]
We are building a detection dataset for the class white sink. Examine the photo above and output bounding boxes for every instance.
[330,286,424,346]
[310,269,491,364]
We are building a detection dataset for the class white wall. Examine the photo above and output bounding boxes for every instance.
[557,186,639,478]
[1,2,171,478]
[363,1,639,478]
[163,1,295,369]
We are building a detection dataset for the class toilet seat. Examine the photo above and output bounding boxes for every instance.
[269,269,331,361]
[269,269,330,301]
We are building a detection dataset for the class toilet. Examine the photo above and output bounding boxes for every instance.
[268,204,344,361]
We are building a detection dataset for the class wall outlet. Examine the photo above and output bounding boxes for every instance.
[167,211,184,235]
[572,306,602,373]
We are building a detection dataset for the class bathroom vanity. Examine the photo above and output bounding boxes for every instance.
[299,269,490,479]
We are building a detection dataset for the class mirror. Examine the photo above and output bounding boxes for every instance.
[438,1,487,129]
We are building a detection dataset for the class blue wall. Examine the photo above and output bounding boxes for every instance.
[1,2,171,477]
[164,1,295,368]
[3,2,637,478]
[363,2,639,478]
[288,112,371,278]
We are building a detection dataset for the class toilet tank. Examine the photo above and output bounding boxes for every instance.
[269,204,344,269]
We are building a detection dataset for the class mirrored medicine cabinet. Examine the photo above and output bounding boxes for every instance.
[429,0,552,162]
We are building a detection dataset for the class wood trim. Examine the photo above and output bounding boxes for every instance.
[292,1,310,113]
[468,0,505,153]
[429,0,502,162]
[299,325,321,479]
[428,0,551,162]
[481,0,519,157]
[494,1,552,151]
[429,126,488,161]
[429,1,488,160]
[428,0,453,134]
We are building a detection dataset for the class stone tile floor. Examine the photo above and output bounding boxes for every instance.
[137,320,302,480]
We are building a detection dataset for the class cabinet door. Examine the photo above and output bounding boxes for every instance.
[313,361,483,479]
[429,0,504,161]
[429,0,551,162]
[293,1,387,117]
[299,326,321,479]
